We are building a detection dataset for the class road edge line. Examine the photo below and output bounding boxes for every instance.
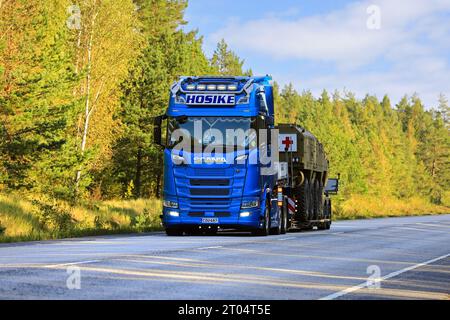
[319,252,450,300]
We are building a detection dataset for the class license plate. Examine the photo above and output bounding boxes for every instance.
[201,218,219,224]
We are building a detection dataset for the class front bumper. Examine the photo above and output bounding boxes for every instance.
[161,207,262,230]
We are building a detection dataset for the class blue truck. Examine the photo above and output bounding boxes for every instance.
[153,76,339,236]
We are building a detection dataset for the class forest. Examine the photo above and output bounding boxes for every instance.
[0,0,448,241]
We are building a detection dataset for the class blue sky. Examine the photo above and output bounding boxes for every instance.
[184,0,450,108]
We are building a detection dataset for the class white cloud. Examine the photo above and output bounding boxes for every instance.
[208,0,450,107]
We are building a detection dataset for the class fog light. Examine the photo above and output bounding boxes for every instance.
[168,211,179,217]
[240,211,251,217]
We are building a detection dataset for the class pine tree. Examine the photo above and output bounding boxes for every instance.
[0,0,80,198]
[211,39,252,76]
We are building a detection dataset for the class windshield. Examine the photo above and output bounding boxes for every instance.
[167,117,257,151]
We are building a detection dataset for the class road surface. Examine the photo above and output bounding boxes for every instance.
[0,215,449,300]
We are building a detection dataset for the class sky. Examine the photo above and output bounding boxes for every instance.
[184,0,450,109]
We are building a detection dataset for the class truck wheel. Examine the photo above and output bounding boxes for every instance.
[166,228,183,236]
[298,179,310,222]
[253,200,270,236]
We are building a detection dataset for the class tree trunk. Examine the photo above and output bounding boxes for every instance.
[75,9,98,193]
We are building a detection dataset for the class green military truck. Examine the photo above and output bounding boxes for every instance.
[276,124,339,231]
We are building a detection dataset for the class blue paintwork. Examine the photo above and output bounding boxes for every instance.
[162,76,280,231]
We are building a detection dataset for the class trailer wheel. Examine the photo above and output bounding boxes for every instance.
[309,180,315,220]
[318,181,324,219]
[298,179,310,222]
[312,180,319,220]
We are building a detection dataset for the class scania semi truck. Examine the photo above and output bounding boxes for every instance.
[153,75,339,236]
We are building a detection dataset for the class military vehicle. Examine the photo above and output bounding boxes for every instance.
[276,124,339,230]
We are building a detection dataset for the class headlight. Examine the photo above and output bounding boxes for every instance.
[227,84,238,91]
[186,84,196,91]
[163,200,178,209]
[207,84,216,91]
[168,211,180,217]
[240,211,251,217]
[241,199,259,209]
[197,84,206,91]
[217,84,227,91]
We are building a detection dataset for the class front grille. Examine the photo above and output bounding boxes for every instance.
[190,199,230,207]
[188,212,204,217]
[190,189,229,196]
[194,169,226,176]
[190,179,229,186]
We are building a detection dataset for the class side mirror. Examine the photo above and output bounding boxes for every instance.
[153,115,164,147]
[325,177,339,195]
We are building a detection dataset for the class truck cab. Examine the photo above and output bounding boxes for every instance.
[153,76,283,236]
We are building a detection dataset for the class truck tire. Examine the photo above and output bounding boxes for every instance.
[166,228,183,236]
[317,181,324,219]
[308,180,315,220]
[253,200,270,236]
[312,180,319,220]
[298,179,310,222]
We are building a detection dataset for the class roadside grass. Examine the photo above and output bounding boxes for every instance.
[335,195,450,220]
[0,193,163,243]
[0,192,449,243]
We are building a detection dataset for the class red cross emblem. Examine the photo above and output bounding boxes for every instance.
[282,136,294,151]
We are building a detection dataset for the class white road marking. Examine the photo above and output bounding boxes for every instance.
[277,237,294,241]
[319,253,450,300]
[197,246,223,250]
[415,223,450,228]
[45,260,101,268]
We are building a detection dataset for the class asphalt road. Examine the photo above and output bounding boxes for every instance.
[0,215,449,300]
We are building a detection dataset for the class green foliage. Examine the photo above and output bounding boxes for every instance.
[131,208,157,230]
[94,215,119,230]
[0,220,5,236]
[0,0,80,199]
[31,199,75,233]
